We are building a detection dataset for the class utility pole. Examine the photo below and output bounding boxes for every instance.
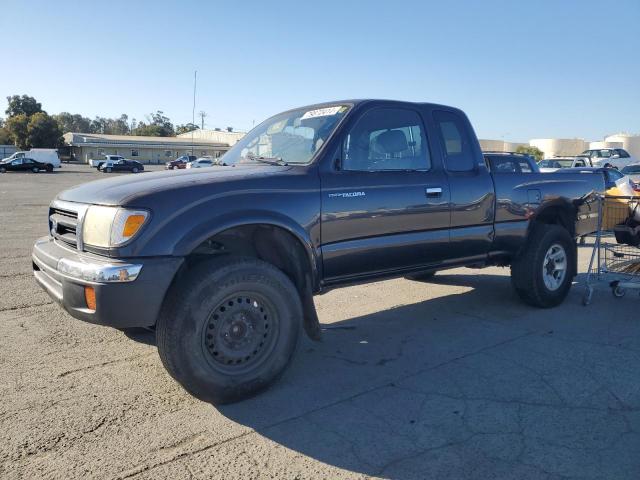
[198,111,207,130]
[191,70,197,156]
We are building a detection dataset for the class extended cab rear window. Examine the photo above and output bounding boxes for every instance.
[433,110,475,172]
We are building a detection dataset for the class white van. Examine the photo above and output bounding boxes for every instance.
[3,149,61,169]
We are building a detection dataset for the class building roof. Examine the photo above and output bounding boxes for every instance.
[64,132,228,148]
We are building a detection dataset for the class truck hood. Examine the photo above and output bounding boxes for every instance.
[57,165,291,206]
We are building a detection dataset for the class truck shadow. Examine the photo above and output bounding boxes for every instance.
[122,271,612,477]
[209,272,606,478]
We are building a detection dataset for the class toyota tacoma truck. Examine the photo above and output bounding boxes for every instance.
[32,100,603,404]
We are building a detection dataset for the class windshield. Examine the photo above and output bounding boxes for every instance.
[220,104,351,165]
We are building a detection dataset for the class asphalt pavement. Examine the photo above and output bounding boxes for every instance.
[0,164,638,479]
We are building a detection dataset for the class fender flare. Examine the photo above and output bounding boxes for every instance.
[172,209,322,288]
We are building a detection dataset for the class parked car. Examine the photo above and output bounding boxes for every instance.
[538,156,592,173]
[98,159,144,173]
[483,151,540,173]
[577,148,636,170]
[2,149,60,169]
[621,163,640,184]
[90,155,126,169]
[165,155,197,170]
[0,157,54,173]
[33,99,604,404]
[186,157,214,169]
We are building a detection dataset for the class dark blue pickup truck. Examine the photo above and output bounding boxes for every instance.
[33,100,603,403]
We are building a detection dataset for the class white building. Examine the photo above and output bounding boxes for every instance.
[177,129,246,146]
[64,132,230,164]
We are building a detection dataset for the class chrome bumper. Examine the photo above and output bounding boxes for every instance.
[56,257,142,283]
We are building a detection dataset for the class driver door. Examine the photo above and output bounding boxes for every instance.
[320,106,451,281]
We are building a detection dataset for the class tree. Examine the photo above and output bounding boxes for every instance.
[132,111,175,137]
[176,123,199,135]
[54,112,92,133]
[516,145,544,162]
[5,114,29,149]
[89,114,130,135]
[27,112,63,148]
[5,95,43,118]
[0,118,9,145]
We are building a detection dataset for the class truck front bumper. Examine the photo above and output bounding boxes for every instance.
[32,236,183,328]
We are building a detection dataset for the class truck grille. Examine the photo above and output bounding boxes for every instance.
[50,206,79,248]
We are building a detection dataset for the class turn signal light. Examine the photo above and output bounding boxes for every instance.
[123,214,146,238]
[84,286,96,311]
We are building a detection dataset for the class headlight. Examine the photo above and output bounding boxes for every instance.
[82,206,149,248]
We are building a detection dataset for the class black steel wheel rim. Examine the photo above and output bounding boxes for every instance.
[201,292,279,375]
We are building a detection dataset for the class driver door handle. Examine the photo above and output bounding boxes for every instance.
[425,187,442,198]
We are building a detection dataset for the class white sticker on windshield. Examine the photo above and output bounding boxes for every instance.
[301,106,343,119]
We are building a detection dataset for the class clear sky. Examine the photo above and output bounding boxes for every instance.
[1,0,638,141]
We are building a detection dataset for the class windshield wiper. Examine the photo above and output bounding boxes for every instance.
[243,153,288,166]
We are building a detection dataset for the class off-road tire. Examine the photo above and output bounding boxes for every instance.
[156,256,302,404]
[511,224,575,308]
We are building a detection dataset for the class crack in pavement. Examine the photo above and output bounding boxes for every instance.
[57,352,156,378]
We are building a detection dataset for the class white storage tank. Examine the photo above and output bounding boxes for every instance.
[479,139,528,152]
[604,133,640,158]
[529,139,588,158]
[589,141,624,150]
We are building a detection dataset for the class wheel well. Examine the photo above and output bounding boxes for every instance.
[185,224,314,295]
[532,205,576,237]
[180,224,322,340]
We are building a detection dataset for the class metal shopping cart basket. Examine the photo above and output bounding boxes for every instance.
[583,195,640,305]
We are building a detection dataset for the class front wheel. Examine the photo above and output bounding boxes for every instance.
[45,164,53,173]
[132,167,139,173]
[156,256,302,404]
[0,166,6,173]
[105,167,112,173]
[511,224,576,308]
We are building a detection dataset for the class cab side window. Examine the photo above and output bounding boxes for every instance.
[342,108,430,171]
[433,110,476,172]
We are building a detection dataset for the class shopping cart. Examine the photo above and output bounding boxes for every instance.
[583,195,640,305]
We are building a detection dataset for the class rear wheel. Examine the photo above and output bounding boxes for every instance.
[45,164,53,173]
[31,166,39,173]
[156,256,302,404]
[511,224,575,308]
[132,167,139,173]
[0,166,6,173]
[105,167,112,173]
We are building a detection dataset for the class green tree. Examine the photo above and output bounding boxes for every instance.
[132,111,175,137]
[27,112,63,148]
[0,125,11,145]
[54,112,92,133]
[516,145,544,162]
[5,95,43,117]
[89,114,130,135]
[176,123,199,135]
[5,114,29,149]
